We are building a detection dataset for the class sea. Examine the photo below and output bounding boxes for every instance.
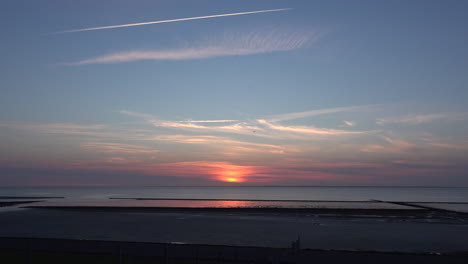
[1,186,468,202]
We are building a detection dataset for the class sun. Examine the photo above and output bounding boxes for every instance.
[224,177,242,182]
[210,163,254,183]
[219,170,246,183]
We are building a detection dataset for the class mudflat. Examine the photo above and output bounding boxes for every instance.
[0,207,467,253]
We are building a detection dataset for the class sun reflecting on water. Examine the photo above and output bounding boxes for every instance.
[216,200,251,208]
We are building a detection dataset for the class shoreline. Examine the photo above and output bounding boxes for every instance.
[110,197,468,203]
[22,205,439,218]
[19,198,468,216]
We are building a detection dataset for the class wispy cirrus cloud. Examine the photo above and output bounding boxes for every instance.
[266,105,374,122]
[119,110,268,137]
[0,122,108,136]
[120,108,372,139]
[62,29,321,65]
[177,120,238,123]
[149,134,284,154]
[2,104,468,185]
[391,160,454,168]
[428,142,468,150]
[343,121,356,127]
[0,121,152,142]
[80,142,159,155]
[257,119,365,136]
[360,136,417,154]
[376,112,468,125]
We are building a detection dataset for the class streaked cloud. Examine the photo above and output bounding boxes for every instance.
[428,142,468,151]
[0,121,150,141]
[154,120,266,137]
[266,105,374,122]
[257,119,366,136]
[149,134,284,154]
[2,104,467,186]
[63,29,320,65]
[120,109,372,140]
[392,160,454,168]
[80,142,159,155]
[177,120,238,123]
[0,122,109,137]
[376,112,467,125]
[360,136,416,154]
[52,8,292,34]
[343,121,355,127]
[119,110,268,137]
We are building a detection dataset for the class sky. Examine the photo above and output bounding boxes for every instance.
[1,0,467,186]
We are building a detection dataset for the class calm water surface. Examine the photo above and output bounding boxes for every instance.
[1,186,468,202]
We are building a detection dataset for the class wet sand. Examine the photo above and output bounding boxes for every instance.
[1,202,468,263]
[1,206,467,253]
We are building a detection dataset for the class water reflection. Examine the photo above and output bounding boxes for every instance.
[29,199,422,210]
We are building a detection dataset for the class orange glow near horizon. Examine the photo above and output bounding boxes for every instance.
[213,162,257,183]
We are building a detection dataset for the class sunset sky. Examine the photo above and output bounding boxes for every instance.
[1,0,467,186]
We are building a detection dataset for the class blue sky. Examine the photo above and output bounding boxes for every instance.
[0,0,467,186]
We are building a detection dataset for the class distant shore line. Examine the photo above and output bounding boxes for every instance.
[23,205,467,220]
[110,197,468,204]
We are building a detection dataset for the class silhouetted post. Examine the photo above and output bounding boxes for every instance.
[164,245,168,264]
[291,235,301,254]
[27,238,32,264]
[118,244,123,264]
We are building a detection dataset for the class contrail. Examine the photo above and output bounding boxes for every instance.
[52,8,292,34]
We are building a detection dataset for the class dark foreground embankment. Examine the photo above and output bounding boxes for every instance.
[1,237,467,264]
